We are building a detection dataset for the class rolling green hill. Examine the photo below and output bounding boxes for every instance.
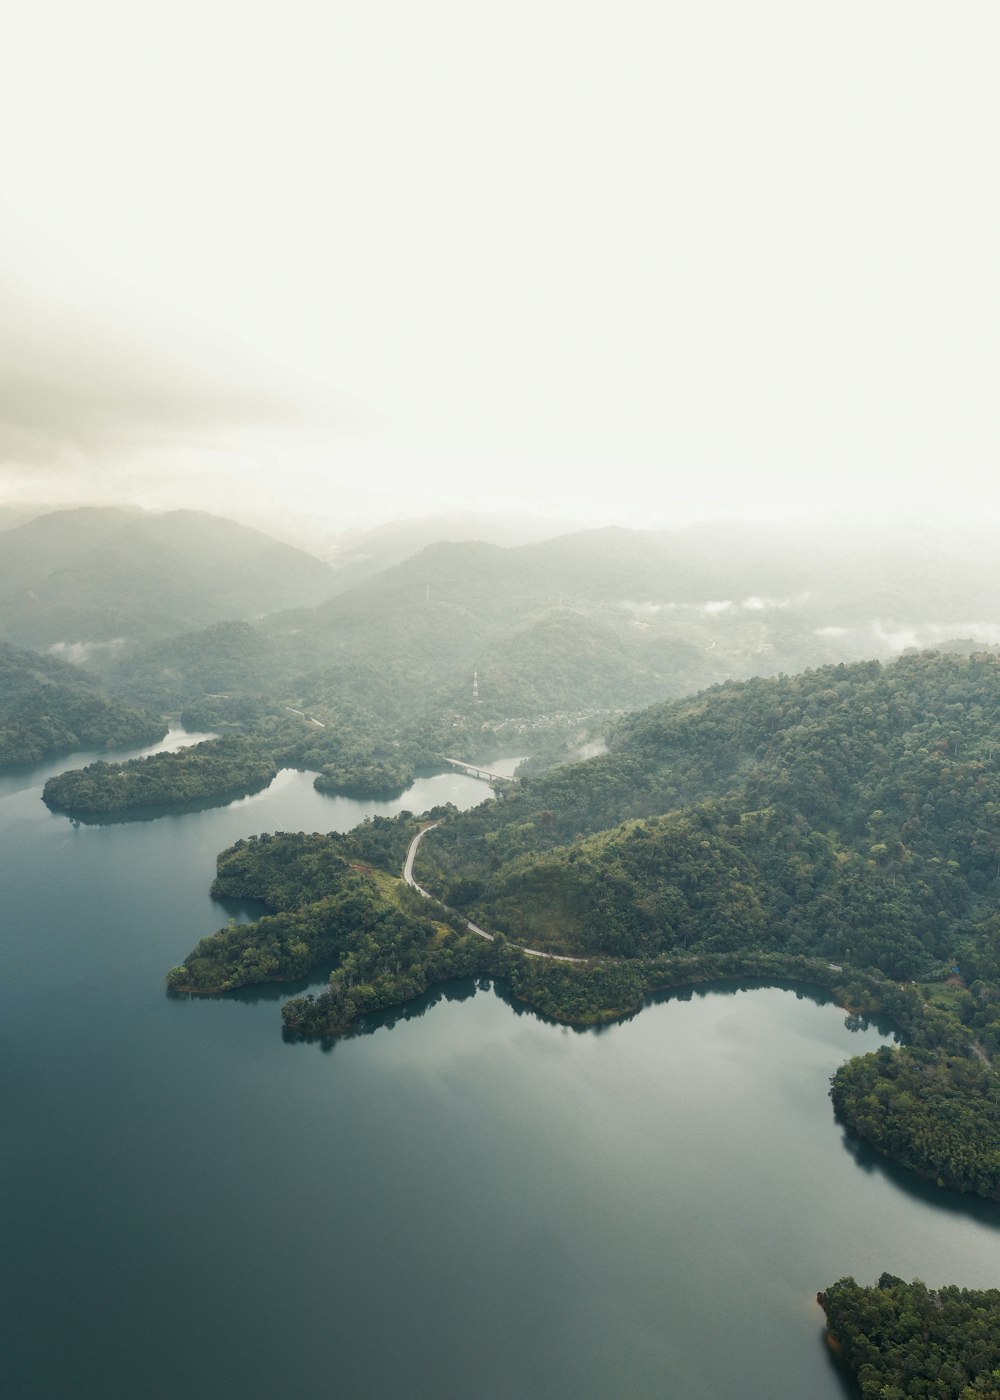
[418,651,1000,975]
[0,642,166,764]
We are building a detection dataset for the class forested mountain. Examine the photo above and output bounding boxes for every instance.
[167,818,491,1002]
[409,651,1000,1199]
[0,506,335,649]
[98,515,1000,724]
[418,651,1000,970]
[0,642,165,764]
[289,517,1000,703]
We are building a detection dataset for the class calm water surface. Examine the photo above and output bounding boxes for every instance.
[3,737,1000,1399]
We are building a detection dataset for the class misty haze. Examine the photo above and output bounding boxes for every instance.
[3,4,1000,1399]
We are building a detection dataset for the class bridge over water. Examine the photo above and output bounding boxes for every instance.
[440,756,517,784]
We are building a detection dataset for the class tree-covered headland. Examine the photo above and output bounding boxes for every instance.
[167,816,494,1028]
[819,1274,1000,1398]
[168,651,1000,1202]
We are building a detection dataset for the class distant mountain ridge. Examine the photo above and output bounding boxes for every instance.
[320,511,575,591]
[90,515,1000,755]
[0,506,336,648]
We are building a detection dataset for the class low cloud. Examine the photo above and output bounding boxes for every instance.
[872,621,1000,652]
[48,639,127,664]
[742,593,811,611]
[0,264,370,499]
[816,621,1000,652]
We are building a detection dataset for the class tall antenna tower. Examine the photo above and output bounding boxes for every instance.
[472,669,480,702]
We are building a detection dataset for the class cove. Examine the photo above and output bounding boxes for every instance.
[3,739,1000,1399]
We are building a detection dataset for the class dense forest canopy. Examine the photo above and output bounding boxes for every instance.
[0,641,165,765]
[819,1274,1000,1398]
[167,815,494,1028]
[42,735,278,815]
[420,651,1000,973]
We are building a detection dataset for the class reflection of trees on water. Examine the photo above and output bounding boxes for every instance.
[60,779,277,825]
[172,971,904,1051]
[836,1122,1000,1230]
[278,976,486,1049]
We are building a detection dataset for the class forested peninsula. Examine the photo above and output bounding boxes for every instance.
[819,1274,1000,1397]
[168,650,1000,1203]
[167,816,494,1010]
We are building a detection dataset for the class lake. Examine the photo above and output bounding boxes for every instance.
[3,736,1000,1399]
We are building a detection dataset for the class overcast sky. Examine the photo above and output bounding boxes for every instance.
[1,1,998,535]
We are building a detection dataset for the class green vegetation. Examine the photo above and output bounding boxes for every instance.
[40,706,424,813]
[167,820,493,1031]
[831,1047,1000,1199]
[419,652,1000,974]
[183,827,916,1037]
[42,736,277,814]
[168,650,1000,1201]
[818,1274,1000,1397]
[0,642,165,765]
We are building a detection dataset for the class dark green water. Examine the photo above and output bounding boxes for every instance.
[4,738,1000,1400]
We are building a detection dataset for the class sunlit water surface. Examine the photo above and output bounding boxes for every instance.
[2,737,1000,1399]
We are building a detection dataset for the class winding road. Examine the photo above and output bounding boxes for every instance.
[403,823,585,964]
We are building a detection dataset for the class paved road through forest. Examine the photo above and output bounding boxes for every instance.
[403,823,585,964]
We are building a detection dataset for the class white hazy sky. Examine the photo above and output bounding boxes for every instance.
[1,0,998,534]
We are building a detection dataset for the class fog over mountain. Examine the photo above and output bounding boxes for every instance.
[2,1,998,536]
[0,507,337,649]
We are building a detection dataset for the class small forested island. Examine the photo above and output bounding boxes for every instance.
[42,735,278,814]
[41,709,421,814]
[819,1274,1000,1397]
[0,641,165,765]
[167,650,1000,1207]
